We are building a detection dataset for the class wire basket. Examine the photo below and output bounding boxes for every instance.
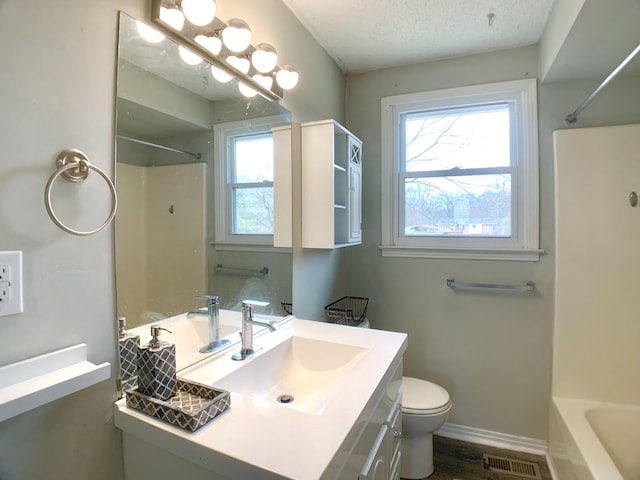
[281,302,293,315]
[324,296,369,326]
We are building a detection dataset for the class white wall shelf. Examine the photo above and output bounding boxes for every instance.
[0,344,110,422]
[301,119,363,249]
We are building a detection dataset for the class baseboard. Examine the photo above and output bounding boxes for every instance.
[436,422,548,456]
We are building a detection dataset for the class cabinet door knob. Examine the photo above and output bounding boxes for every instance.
[392,428,402,439]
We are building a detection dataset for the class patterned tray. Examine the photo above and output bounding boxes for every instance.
[126,378,230,432]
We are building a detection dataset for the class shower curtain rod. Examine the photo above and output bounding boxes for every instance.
[565,42,640,125]
[117,134,202,159]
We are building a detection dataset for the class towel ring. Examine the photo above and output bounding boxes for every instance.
[44,149,117,236]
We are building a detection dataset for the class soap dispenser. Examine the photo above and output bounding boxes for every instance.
[137,325,177,401]
[117,317,140,391]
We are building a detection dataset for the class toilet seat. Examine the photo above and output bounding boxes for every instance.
[402,376,451,415]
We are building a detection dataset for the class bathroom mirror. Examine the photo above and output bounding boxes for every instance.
[114,12,293,362]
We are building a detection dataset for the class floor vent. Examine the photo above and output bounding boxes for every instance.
[482,454,541,479]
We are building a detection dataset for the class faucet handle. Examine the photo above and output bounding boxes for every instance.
[198,295,219,305]
[241,299,269,309]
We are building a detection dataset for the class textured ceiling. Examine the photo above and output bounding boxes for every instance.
[281,0,556,73]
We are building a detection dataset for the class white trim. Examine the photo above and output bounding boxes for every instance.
[213,115,289,246]
[437,422,548,456]
[380,245,543,261]
[381,79,539,261]
[212,243,292,254]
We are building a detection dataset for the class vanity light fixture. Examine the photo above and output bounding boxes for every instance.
[252,73,273,91]
[221,18,252,53]
[181,0,216,27]
[178,45,203,65]
[160,5,185,31]
[252,43,278,73]
[225,55,250,74]
[150,0,299,100]
[276,65,299,90]
[238,82,258,98]
[195,33,222,55]
[136,20,165,43]
[211,65,232,83]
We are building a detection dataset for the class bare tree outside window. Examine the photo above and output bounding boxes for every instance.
[232,134,274,235]
[234,187,274,234]
[401,105,512,237]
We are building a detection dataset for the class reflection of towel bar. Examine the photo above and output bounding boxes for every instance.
[214,264,268,277]
[446,277,534,292]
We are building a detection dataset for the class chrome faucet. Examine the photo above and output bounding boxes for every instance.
[187,295,231,353]
[232,300,278,361]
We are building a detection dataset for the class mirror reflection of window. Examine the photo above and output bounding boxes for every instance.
[214,115,289,246]
[230,132,274,235]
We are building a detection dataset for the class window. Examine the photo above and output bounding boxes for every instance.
[214,116,288,249]
[381,79,541,261]
[230,132,274,235]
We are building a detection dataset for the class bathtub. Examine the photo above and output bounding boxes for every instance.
[549,397,640,480]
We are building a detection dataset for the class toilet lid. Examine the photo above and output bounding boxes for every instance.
[402,377,451,415]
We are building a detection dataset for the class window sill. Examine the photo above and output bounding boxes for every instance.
[379,245,543,262]
[212,243,292,254]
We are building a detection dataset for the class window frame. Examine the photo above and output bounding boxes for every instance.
[381,79,542,261]
[214,115,288,251]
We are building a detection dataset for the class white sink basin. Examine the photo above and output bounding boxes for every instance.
[214,335,369,414]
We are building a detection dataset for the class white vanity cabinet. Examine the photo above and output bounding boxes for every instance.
[301,119,363,248]
[334,360,401,480]
[114,318,407,480]
[357,392,402,480]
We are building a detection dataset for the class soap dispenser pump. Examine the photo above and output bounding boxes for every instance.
[137,325,177,401]
[117,317,140,392]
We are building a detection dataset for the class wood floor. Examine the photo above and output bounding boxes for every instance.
[406,435,554,480]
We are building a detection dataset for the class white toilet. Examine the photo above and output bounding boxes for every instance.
[400,376,452,479]
[353,319,451,478]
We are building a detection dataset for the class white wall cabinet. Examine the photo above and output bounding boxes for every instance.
[301,119,363,248]
[272,125,293,248]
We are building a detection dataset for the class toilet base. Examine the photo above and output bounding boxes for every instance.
[400,432,434,479]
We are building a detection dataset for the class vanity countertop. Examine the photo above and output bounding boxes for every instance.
[114,317,407,480]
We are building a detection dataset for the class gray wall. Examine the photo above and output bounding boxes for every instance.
[0,1,343,479]
[344,45,640,440]
[2,0,639,477]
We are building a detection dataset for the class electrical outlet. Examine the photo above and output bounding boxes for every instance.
[0,251,23,316]
[0,265,8,282]
[0,285,9,302]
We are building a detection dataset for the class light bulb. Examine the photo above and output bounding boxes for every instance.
[276,65,299,90]
[225,55,250,74]
[211,65,232,83]
[195,34,222,55]
[221,18,251,53]
[160,6,185,31]
[178,46,203,65]
[181,0,216,26]
[239,82,258,97]
[251,43,278,73]
[252,74,273,91]
[136,20,165,43]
